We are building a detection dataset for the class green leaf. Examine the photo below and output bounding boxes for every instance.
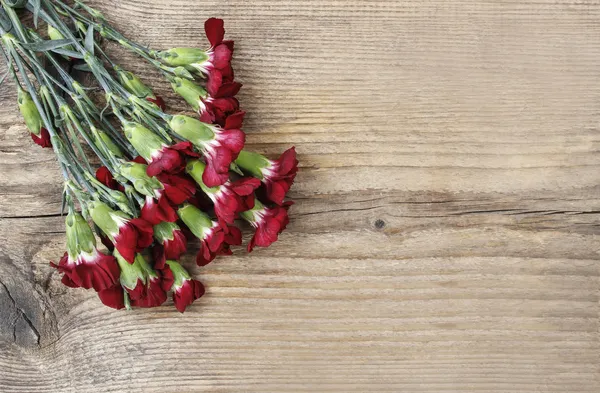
[4,0,28,8]
[73,63,92,72]
[0,8,13,31]
[21,39,73,52]
[51,48,84,59]
[31,0,41,28]
[84,24,94,54]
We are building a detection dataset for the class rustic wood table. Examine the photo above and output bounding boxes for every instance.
[1,1,599,392]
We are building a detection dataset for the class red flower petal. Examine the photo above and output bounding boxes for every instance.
[146,96,166,111]
[205,18,225,47]
[98,284,125,310]
[31,127,52,148]
[224,111,246,130]
[173,279,205,313]
[215,82,242,98]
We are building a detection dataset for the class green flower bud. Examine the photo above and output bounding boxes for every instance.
[177,204,213,239]
[65,210,97,259]
[92,126,124,158]
[155,48,209,68]
[234,150,271,179]
[115,66,154,99]
[170,77,207,112]
[47,25,75,53]
[123,122,165,161]
[168,115,214,146]
[119,162,163,197]
[17,88,43,136]
[186,160,218,194]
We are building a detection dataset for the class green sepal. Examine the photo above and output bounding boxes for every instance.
[119,162,163,197]
[186,160,219,194]
[177,204,213,239]
[88,200,125,239]
[155,48,209,68]
[123,122,165,161]
[17,87,43,136]
[115,251,146,290]
[153,221,180,243]
[65,210,97,259]
[234,150,271,179]
[165,260,190,288]
[47,24,75,53]
[115,66,154,99]
[170,77,206,111]
[168,115,214,146]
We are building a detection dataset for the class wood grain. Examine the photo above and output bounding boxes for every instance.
[1,0,599,392]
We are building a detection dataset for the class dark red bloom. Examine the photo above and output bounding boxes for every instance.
[198,97,241,127]
[98,284,126,310]
[140,192,178,225]
[203,19,239,97]
[196,223,242,266]
[173,278,205,313]
[156,173,198,205]
[130,276,168,308]
[31,127,52,148]
[262,147,299,205]
[146,141,200,177]
[113,218,154,264]
[50,250,120,292]
[201,127,245,187]
[247,203,292,252]
[152,223,187,269]
[209,177,260,226]
[146,96,166,111]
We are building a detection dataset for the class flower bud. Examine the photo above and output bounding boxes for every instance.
[177,204,213,239]
[155,48,209,68]
[168,115,214,145]
[47,24,65,41]
[114,251,147,293]
[88,200,122,239]
[17,88,43,136]
[92,126,124,158]
[119,162,163,197]
[115,66,154,99]
[170,77,207,112]
[65,210,96,259]
[123,122,166,161]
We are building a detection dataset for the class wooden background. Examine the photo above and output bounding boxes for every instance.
[1,0,599,392]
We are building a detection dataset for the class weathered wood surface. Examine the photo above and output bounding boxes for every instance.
[1,0,599,392]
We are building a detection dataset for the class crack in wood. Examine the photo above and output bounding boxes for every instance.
[0,281,41,347]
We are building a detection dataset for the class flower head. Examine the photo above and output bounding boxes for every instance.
[124,122,200,177]
[88,201,153,263]
[235,147,298,205]
[50,210,120,292]
[168,115,245,187]
[241,200,292,252]
[116,66,166,111]
[162,260,205,313]
[187,159,260,225]
[177,203,242,266]
[153,222,187,267]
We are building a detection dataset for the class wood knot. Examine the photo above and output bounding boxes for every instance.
[374,219,385,229]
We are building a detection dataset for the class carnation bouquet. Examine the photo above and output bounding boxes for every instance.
[0,0,297,312]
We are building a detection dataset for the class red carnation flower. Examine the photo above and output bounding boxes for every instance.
[201,127,246,187]
[203,18,237,96]
[243,202,293,252]
[50,249,120,292]
[156,173,198,205]
[147,141,200,177]
[130,276,168,308]
[173,278,205,313]
[196,222,242,266]
[31,127,52,148]
[210,177,261,226]
[235,147,298,205]
[198,97,240,127]
[152,222,188,268]
[140,192,178,225]
[95,166,125,192]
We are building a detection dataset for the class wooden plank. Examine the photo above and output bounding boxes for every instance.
[0,0,599,392]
